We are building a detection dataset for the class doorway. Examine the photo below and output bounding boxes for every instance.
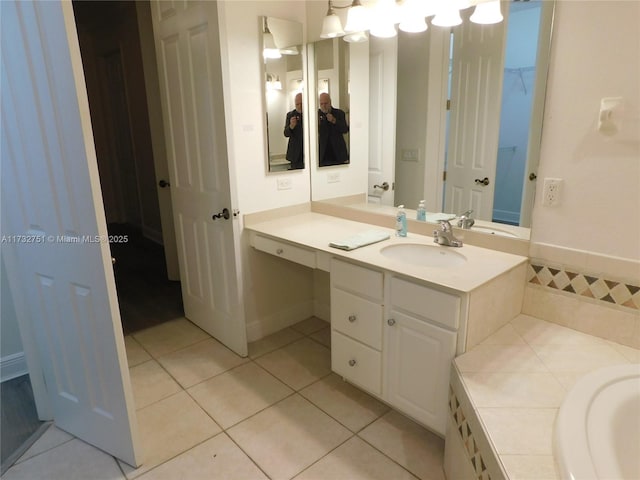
[72,0,183,334]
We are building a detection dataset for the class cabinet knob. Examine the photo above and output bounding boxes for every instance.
[387,318,396,326]
[348,315,356,323]
[348,359,357,367]
[276,248,284,254]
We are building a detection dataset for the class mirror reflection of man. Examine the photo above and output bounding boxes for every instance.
[318,92,349,167]
[284,92,304,170]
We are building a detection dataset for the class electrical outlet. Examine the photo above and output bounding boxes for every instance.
[543,178,563,206]
[327,172,340,183]
[277,177,292,190]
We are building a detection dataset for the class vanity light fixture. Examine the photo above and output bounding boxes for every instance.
[319,0,503,41]
[265,73,282,91]
[470,0,504,24]
[263,18,281,59]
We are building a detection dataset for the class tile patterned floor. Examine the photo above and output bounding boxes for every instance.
[3,317,445,480]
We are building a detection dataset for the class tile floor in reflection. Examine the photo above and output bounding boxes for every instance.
[3,317,445,480]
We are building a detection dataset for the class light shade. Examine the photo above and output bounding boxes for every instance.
[369,0,399,38]
[431,4,463,27]
[263,32,281,59]
[344,0,369,33]
[343,31,369,43]
[470,0,503,24]
[320,12,345,38]
[399,0,428,34]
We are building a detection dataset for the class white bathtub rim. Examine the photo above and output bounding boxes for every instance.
[554,363,640,480]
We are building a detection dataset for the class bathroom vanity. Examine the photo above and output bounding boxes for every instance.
[245,211,527,436]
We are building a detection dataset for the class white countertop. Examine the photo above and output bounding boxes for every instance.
[245,212,527,293]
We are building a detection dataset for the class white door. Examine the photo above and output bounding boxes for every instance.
[384,310,456,436]
[368,36,397,206]
[1,1,140,467]
[445,9,508,219]
[151,1,247,356]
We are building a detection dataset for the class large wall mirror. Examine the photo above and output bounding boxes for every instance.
[315,38,350,167]
[311,0,554,234]
[261,16,304,172]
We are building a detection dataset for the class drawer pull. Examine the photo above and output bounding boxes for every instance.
[276,248,284,254]
[387,318,396,326]
[348,315,357,323]
[348,359,357,367]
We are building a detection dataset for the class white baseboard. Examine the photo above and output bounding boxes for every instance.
[143,225,164,245]
[1,352,28,382]
[246,300,314,342]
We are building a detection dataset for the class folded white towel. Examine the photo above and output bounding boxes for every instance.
[329,230,391,251]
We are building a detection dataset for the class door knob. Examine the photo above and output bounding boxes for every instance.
[474,177,490,186]
[529,173,537,181]
[212,208,230,220]
[158,179,170,188]
[373,181,390,191]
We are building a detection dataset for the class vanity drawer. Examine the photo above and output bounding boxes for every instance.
[331,288,382,350]
[390,277,460,330]
[331,258,383,301]
[253,234,316,269]
[331,331,382,396]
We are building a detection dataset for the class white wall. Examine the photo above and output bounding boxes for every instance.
[217,1,309,216]
[531,0,639,261]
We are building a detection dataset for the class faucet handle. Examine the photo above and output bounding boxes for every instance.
[437,219,452,231]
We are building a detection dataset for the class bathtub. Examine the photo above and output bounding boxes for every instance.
[554,363,640,480]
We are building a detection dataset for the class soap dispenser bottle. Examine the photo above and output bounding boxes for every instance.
[395,205,407,237]
[416,200,426,221]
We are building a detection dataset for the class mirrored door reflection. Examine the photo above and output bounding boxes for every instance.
[315,38,350,167]
[262,17,304,172]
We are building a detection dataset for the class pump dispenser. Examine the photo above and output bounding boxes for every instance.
[416,200,426,221]
[395,205,407,237]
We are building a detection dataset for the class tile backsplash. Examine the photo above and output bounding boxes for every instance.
[523,246,639,349]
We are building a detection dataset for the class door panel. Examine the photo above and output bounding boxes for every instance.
[1,0,140,466]
[151,1,247,356]
[445,8,508,219]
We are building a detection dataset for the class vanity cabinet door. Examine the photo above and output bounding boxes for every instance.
[384,309,457,436]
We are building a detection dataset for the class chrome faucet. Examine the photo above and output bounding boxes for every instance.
[457,209,475,229]
[433,220,463,247]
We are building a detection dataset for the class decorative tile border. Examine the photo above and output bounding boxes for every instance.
[528,262,640,310]
[449,387,492,480]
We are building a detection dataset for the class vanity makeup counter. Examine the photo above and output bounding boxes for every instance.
[245,211,526,293]
[245,210,528,436]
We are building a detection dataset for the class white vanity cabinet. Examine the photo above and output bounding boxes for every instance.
[330,259,461,435]
[384,276,459,435]
[330,259,384,396]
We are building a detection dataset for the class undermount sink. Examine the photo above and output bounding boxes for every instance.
[380,243,467,268]
[471,226,518,238]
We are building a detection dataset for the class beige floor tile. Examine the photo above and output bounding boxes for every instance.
[248,328,304,359]
[129,360,182,410]
[4,438,124,480]
[15,424,74,464]
[157,338,248,388]
[300,373,389,432]
[227,394,352,480]
[291,317,330,335]
[188,362,293,429]
[137,433,268,480]
[294,436,417,480]
[309,327,331,348]
[125,336,152,367]
[119,391,221,479]
[132,318,210,358]
[254,337,331,390]
[359,410,445,480]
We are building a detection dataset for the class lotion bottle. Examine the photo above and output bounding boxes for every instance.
[395,205,407,237]
[416,200,426,221]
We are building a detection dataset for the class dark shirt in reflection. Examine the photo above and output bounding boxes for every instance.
[284,110,303,170]
[318,107,349,167]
